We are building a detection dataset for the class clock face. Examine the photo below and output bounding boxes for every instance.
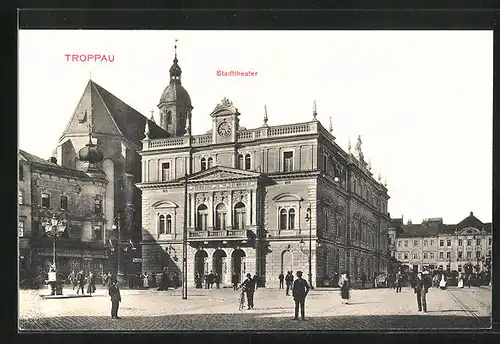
[217,122,231,138]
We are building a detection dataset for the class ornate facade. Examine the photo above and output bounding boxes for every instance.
[389,213,492,274]
[137,52,391,287]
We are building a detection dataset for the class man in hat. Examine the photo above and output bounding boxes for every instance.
[292,271,310,320]
[108,280,122,319]
[414,269,431,313]
[238,273,256,310]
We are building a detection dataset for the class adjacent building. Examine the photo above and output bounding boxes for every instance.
[137,51,392,288]
[389,213,492,274]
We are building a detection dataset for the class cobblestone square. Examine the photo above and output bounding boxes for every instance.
[18,285,491,331]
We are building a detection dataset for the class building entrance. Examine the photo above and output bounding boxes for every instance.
[231,249,246,284]
[194,250,208,280]
[213,250,227,285]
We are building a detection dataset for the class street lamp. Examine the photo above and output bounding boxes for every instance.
[304,205,314,289]
[40,209,68,295]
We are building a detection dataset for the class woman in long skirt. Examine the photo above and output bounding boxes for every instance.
[143,272,149,289]
[339,272,350,304]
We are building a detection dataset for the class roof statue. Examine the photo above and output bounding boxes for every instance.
[347,138,351,153]
[313,100,317,120]
[149,110,156,123]
[355,135,364,160]
[144,119,151,139]
[367,158,372,171]
[384,176,387,187]
[220,97,233,107]
[263,105,268,126]
[328,116,333,133]
[377,170,382,182]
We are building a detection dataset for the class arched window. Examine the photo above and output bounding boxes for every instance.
[288,208,296,230]
[215,203,227,230]
[237,154,244,169]
[353,179,357,194]
[166,215,172,234]
[166,111,172,124]
[18,191,23,205]
[279,209,288,230]
[159,215,165,235]
[245,154,251,170]
[197,204,208,231]
[324,211,329,234]
[234,202,246,230]
[207,157,214,169]
[201,158,207,171]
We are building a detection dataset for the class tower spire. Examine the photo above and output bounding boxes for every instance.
[169,38,182,83]
[174,38,178,61]
[263,105,268,126]
[149,109,156,123]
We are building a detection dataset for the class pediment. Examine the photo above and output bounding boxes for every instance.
[150,201,178,209]
[188,166,261,182]
[458,226,481,235]
[273,193,303,202]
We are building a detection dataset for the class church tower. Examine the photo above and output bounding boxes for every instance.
[158,41,193,137]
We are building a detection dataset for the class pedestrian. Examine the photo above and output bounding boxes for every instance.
[253,274,259,290]
[68,269,76,290]
[292,271,310,320]
[108,280,122,319]
[143,272,149,289]
[238,273,256,310]
[285,271,294,296]
[158,270,168,291]
[215,273,221,289]
[204,273,209,289]
[86,271,96,296]
[232,273,239,290]
[395,269,402,293]
[457,273,464,288]
[208,270,215,289]
[76,270,85,295]
[338,272,350,304]
[466,274,472,288]
[278,272,284,289]
[414,270,431,312]
[196,273,203,289]
[104,271,112,287]
[173,273,180,289]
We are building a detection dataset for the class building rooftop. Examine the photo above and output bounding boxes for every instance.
[19,149,93,180]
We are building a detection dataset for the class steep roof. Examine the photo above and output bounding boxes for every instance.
[60,80,168,145]
[19,150,92,180]
[456,211,485,231]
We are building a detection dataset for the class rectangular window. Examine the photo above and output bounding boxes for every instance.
[439,252,444,259]
[446,265,450,272]
[413,253,418,259]
[19,165,24,181]
[446,251,451,259]
[438,265,443,270]
[60,196,68,210]
[283,151,294,172]
[398,241,402,248]
[94,199,102,214]
[404,240,408,247]
[476,251,481,259]
[439,240,444,247]
[18,221,24,237]
[404,253,408,260]
[458,239,463,246]
[423,252,428,259]
[323,154,328,173]
[430,252,435,259]
[467,239,472,246]
[458,265,462,272]
[413,240,418,247]
[458,251,463,259]
[397,253,402,260]
[489,238,492,246]
[466,251,472,258]
[94,225,102,241]
[161,162,171,181]
[430,240,434,246]
[476,238,481,246]
[488,250,491,257]
[41,193,50,208]
[423,240,428,246]
[18,191,23,205]
[447,240,451,247]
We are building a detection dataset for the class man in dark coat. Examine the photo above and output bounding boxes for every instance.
[253,274,259,290]
[292,271,310,320]
[238,273,256,310]
[285,271,294,296]
[414,271,431,312]
[232,273,239,290]
[215,273,221,289]
[278,272,284,289]
[108,280,122,319]
[208,271,215,289]
[76,270,85,295]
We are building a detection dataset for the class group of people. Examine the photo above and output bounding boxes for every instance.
[68,269,97,296]
[195,271,222,289]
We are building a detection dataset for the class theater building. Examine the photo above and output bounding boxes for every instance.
[137,51,391,288]
[390,213,492,274]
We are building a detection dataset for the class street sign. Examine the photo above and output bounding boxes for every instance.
[132,258,142,263]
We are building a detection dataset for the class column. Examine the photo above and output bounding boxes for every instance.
[251,190,257,226]
[246,191,252,226]
[208,193,214,229]
[190,194,195,228]
[228,192,233,229]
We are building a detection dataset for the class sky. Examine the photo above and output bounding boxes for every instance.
[18,30,493,225]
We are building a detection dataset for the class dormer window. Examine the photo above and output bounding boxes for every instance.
[201,158,207,171]
[94,198,102,214]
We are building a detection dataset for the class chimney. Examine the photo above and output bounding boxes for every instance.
[407,219,412,225]
[48,157,57,164]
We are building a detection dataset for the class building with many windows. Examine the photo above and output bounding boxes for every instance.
[137,50,391,288]
[389,213,492,274]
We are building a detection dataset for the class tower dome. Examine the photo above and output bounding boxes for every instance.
[78,134,104,175]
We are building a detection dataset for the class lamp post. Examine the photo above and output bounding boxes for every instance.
[304,204,314,289]
[111,213,124,282]
[40,210,68,295]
